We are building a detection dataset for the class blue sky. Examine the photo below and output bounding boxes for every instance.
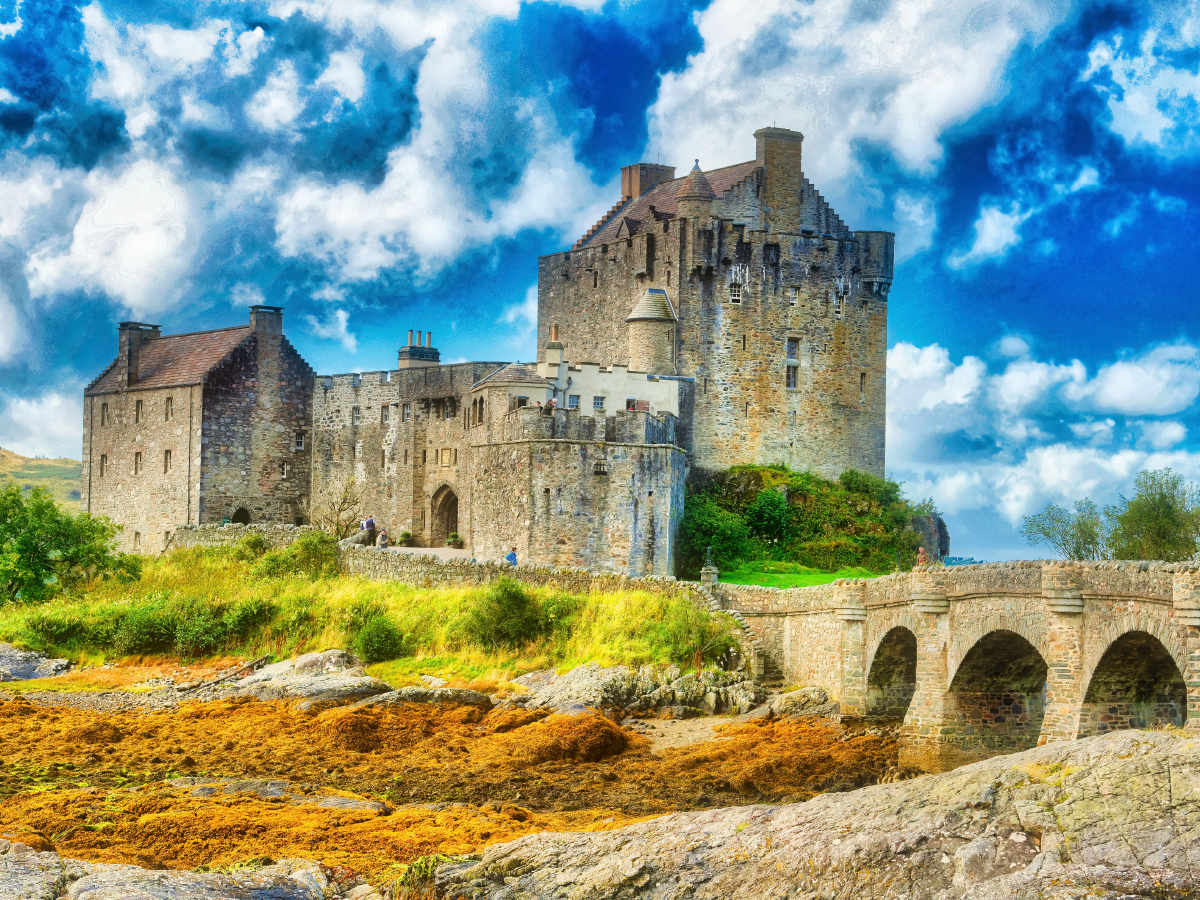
[1,0,1198,560]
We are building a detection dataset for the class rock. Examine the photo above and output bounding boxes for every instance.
[167,777,389,812]
[514,668,558,691]
[426,730,1200,900]
[198,650,389,710]
[0,643,70,682]
[351,686,493,711]
[769,687,838,718]
[527,664,762,715]
[420,674,448,688]
[338,532,372,549]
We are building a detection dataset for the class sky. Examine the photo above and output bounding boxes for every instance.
[1,0,1199,561]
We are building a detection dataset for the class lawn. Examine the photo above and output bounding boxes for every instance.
[718,561,883,588]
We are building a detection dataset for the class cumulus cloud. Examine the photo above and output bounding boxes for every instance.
[498,284,539,353]
[247,61,304,131]
[0,289,25,364]
[305,308,357,352]
[947,202,1032,268]
[26,158,195,317]
[0,389,83,460]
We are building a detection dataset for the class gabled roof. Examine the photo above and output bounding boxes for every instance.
[86,326,251,395]
[577,159,758,249]
[472,362,553,389]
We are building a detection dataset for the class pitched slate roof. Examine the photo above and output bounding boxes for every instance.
[86,326,251,395]
[576,159,758,249]
[471,362,553,389]
[626,288,676,322]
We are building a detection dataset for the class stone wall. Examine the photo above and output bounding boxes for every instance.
[170,523,319,551]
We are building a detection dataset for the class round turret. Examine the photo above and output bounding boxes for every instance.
[626,288,676,375]
[675,160,716,221]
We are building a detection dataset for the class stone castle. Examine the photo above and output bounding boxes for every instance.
[83,127,894,575]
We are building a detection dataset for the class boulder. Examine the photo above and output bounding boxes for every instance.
[0,643,70,682]
[527,664,763,715]
[351,686,493,711]
[337,532,372,550]
[197,651,389,710]
[426,730,1200,900]
[768,686,838,718]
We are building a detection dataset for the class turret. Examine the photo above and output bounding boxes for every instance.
[625,288,676,375]
[674,160,716,221]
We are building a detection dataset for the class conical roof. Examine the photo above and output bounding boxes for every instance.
[675,160,716,201]
[625,288,676,322]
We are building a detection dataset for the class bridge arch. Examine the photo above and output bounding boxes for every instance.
[946,605,1052,689]
[865,626,917,718]
[1079,630,1186,737]
[946,629,1049,758]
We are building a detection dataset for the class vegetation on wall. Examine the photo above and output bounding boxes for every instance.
[1022,467,1200,561]
[678,465,932,579]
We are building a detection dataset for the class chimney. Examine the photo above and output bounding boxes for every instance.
[117,322,161,388]
[425,331,432,348]
[398,327,440,369]
[754,127,804,232]
[407,329,414,347]
[551,324,559,343]
[620,163,676,200]
[249,305,284,335]
[543,322,564,367]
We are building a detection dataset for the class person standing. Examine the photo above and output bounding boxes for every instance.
[505,546,517,566]
[365,514,377,546]
[376,529,389,549]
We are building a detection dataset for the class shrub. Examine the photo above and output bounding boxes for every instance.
[233,533,270,562]
[113,597,178,655]
[352,615,408,662]
[462,578,544,649]
[251,551,292,579]
[679,494,752,572]
[224,597,279,639]
[290,532,340,577]
[22,611,87,649]
[175,609,227,658]
[446,532,462,545]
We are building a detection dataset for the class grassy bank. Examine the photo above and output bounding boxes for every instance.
[0,546,739,683]
[718,561,880,589]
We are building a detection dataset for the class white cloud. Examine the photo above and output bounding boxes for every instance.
[998,335,1031,358]
[230,282,265,307]
[224,26,268,77]
[1151,190,1187,214]
[26,158,195,317]
[0,289,24,364]
[0,0,23,40]
[0,389,83,460]
[140,21,223,64]
[247,60,304,131]
[1137,420,1187,450]
[947,202,1033,268]
[1068,343,1200,415]
[499,284,539,352]
[0,156,65,239]
[0,88,17,104]
[1104,196,1141,237]
[305,308,357,353]
[892,191,937,261]
[317,50,365,102]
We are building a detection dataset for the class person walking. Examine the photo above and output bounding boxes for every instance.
[365,514,377,546]
[505,546,517,566]
[376,529,389,549]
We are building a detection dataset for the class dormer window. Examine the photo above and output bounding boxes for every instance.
[729,283,743,304]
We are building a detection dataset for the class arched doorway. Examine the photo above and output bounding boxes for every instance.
[947,630,1048,758]
[431,486,459,546]
[1079,632,1186,737]
[866,627,917,718]
[231,507,251,525]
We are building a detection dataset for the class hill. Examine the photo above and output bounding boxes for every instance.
[0,447,82,510]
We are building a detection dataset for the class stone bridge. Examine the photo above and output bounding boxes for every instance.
[716,560,1200,772]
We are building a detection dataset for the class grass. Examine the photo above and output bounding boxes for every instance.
[718,560,882,588]
[0,546,740,679]
[0,447,82,510]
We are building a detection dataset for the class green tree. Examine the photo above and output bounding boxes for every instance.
[0,483,140,604]
[744,489,790,544]
[678,493,752,571]
[1021,499,1107,560]
[1107,468,1200,562]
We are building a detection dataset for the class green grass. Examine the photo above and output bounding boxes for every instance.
[0,448,82,510]
[0,546,740,681]
[718,561,881,588]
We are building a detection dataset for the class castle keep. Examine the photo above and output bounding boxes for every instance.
[84,127,893,574]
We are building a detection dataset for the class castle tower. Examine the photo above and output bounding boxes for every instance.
[675,160,716,219]
[625,288,676,375]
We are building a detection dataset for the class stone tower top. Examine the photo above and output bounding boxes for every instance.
[675,161,716,201]
[398,329,440,369]
[249,305,284,335]
[621,163,676,200]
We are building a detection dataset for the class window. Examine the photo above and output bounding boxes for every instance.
[352,406,361,425]
[786,366,798,389]
[381,405,390,425]
[134,451,142,475]
[515,396,528,409]
[404,449,409,466]
[453,448,458,464]
[133,532,141,549]
[99,454,107,477]
[422,449,427,465]
[568,394,580,410]
[164,531,171,549]
[294,431,305,450]
[434,449,439,465]
[100,403,109,426]
[860,372,867,404]
[381,371,392,383]
[445,400,455,419]
[787,338,799,359]
[729,283,743,304]
[280,461,289,479]
[352,373,362,387]
[626,398,638,411]
[165,397,174,420]
[789,286,798,307]
[135,399,143,423]
[836,294,844,317]
[593,396,605,411]
[402,403,411,421]
[742,334,747,351]
[442,448,451,467]
[666,270,671,286]
[592,271,598,288]
[380,450,386,470]
[323,376,333,389]
[163,449,172,473]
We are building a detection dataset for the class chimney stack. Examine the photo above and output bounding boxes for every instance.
[551,324,559,343]
[620,163,676,200]
[249,305,284,335]
[407,329,414,347]
[117,322,161,388]
[398,328,440,369]
[425,331,432,348]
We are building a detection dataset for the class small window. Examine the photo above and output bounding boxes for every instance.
[352,406,361,425]
[100,403,109,426]
[515,396,528,409]
[99,454,107,476]
[626,398,638,411]
[163,449,172,473]
[742,334,747,351]
[445,400,455,419]
[860,372,867,403]
[133,531,141,550]
[380,450,386,470]
[402,403,412,421]
[593,457,608,476]
[135,399,143,423]
[568,394,580,410]
[165,397,173,420]
[134,451,142,475]
[381,405,390,424]
[294,431,305,450]
[729,283,743,304]
[404,449,409,466]
[381,371,392,383]
[422,449,427,465]
[787,338,799,360]
[323,376,333,389]
[592,271,598,288]
[837,295,844,317]
[666,270,671,286]
[788,286,798,307]
[593,396,605,411]
[164,531,171,549]
[280,461,289,479]
[352,373,362,387]
[434,449,439,465]
[786,366,798,389]
[453,448,458,464]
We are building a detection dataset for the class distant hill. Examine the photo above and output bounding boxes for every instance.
[0,447,82,510]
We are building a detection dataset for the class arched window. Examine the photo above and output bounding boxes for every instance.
[592,271,598,288]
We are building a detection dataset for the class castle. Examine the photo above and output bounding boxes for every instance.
[83,127,894,575]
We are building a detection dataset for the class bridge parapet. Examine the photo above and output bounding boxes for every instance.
[1043,561,1084,614]
[1172,565,1200,626]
